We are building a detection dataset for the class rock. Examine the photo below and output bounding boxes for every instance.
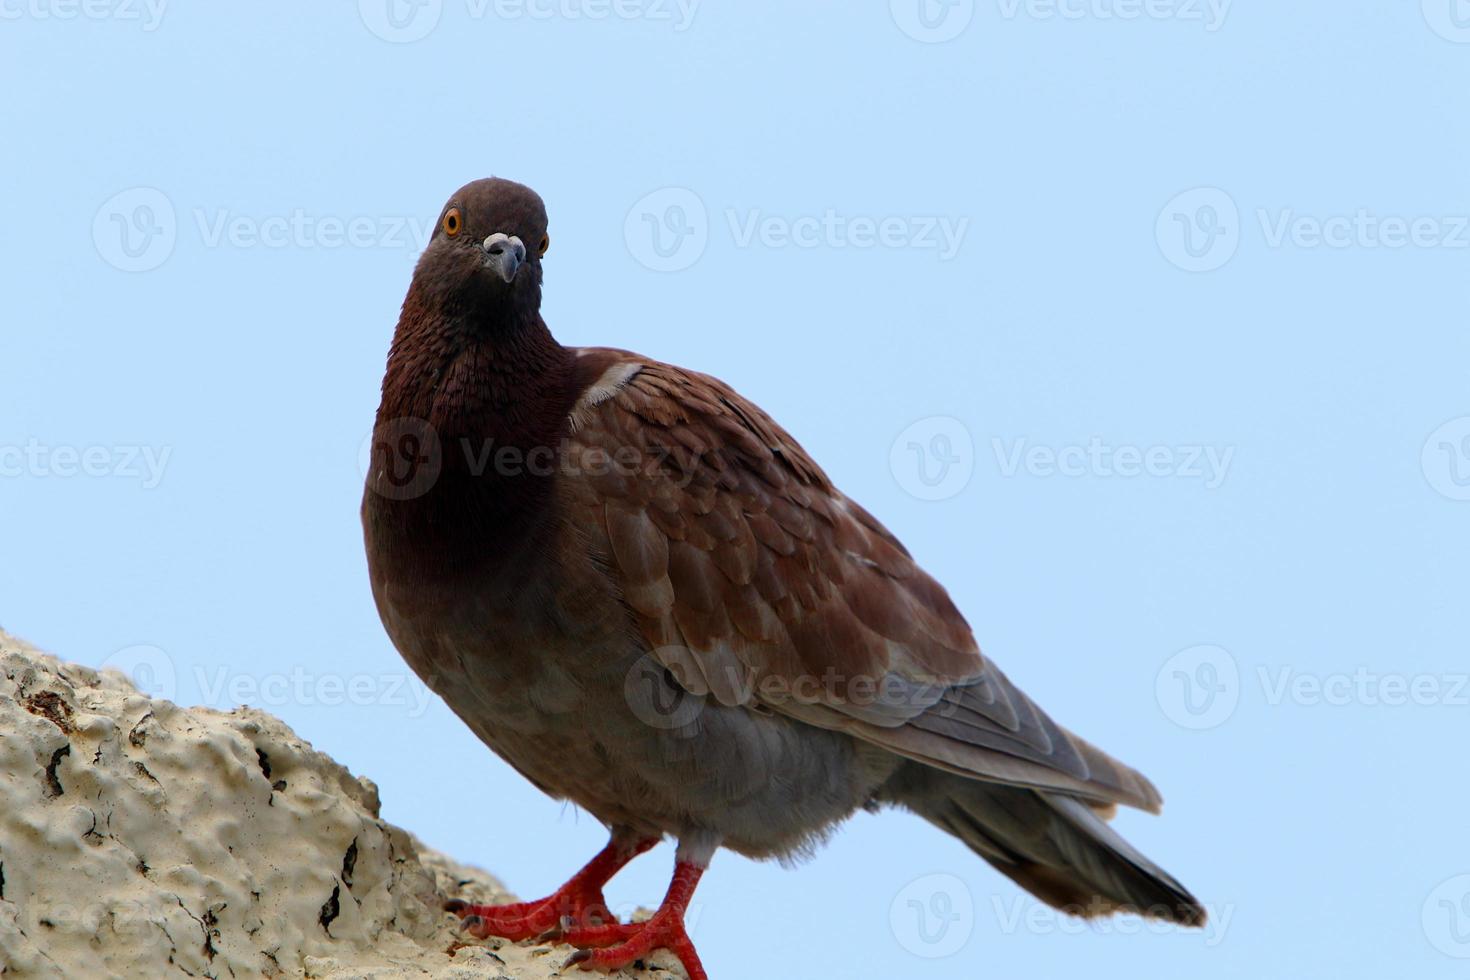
[0,631,687,980]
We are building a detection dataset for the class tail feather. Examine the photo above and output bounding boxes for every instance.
[885,765,1205,926]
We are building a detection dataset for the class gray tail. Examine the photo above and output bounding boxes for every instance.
[884,766,1205,926]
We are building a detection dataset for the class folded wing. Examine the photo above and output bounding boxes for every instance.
[562,349,1162,813]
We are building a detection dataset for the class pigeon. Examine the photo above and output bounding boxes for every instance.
[362,178,1204,980]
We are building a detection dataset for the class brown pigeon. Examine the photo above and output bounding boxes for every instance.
[362,178,1203,980]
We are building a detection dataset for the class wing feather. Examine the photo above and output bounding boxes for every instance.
[562,348,1163,812]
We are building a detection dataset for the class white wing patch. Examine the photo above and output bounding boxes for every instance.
[570,357,643,429]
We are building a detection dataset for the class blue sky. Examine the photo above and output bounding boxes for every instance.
[4,2,1470,977]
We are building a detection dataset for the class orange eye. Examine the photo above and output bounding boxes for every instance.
[538,233,550,256]
[442,207,463,237]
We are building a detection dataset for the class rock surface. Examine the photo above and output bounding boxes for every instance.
[0,631,686,979]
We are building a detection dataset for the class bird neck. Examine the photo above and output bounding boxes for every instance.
[377,287,576,457]
[368,292,579,579]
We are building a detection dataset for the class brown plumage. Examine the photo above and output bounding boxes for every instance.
[363,178,1204,980]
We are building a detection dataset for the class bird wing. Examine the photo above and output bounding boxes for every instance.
[561,348,1163,813]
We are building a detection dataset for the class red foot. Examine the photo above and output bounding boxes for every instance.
[445,837,655,942]
[564,862,708,980]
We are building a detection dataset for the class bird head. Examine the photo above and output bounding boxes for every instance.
[410,177,550,320]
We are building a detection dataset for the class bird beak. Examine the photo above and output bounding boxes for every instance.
[481,232,527,283]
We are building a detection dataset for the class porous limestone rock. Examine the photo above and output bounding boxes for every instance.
[0,631,685,980]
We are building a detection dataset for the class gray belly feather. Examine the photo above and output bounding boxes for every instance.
[377,568,895,858]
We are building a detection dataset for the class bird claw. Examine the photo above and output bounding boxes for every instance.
[555,921,641,949]
[447,888,615,942]
[533,914,579,943]
[444,842,708,977]
[560,911,707,980]
[445,838,657,943]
